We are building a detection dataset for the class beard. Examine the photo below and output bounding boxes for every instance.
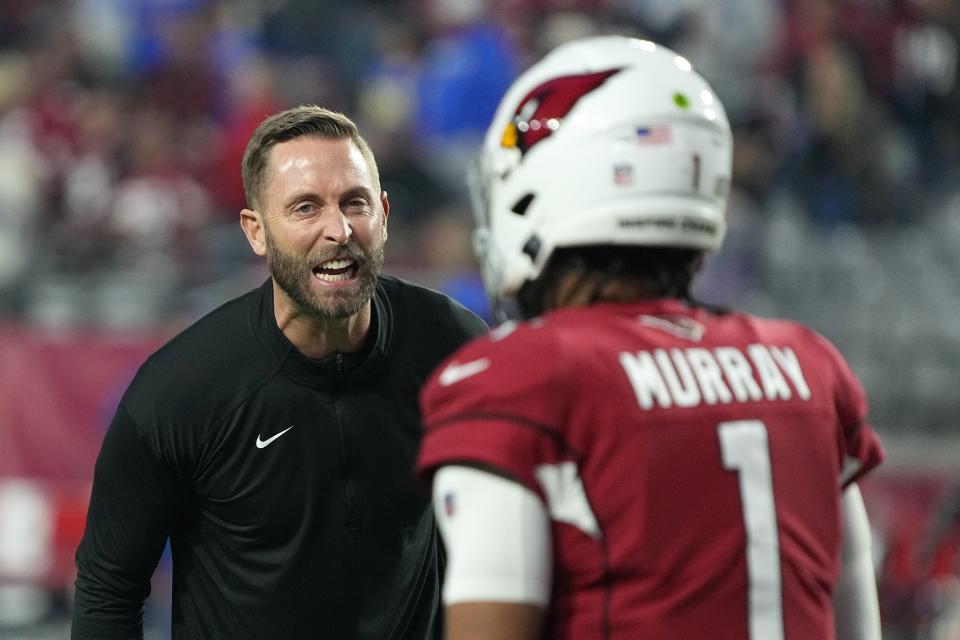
[266,232,385,321]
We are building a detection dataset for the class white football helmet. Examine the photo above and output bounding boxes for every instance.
[469,35,733,318]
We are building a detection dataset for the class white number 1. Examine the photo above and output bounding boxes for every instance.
[718,420,785,640]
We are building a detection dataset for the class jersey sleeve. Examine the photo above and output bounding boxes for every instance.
[812,332,885,487]
[416,324,573,499]
[72,404,185,639]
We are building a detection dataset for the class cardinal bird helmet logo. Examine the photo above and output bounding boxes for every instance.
[500,69,622,156]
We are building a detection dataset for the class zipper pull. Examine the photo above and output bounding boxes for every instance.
[336,352,343,372]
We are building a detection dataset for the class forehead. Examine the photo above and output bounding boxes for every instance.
[263,135,374,197]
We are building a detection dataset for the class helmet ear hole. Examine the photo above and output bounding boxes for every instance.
[511,193,536,216]
[522,235,542,261]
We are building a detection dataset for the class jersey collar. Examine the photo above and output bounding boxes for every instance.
[251,278,393,389]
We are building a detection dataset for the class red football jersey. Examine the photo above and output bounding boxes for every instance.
[417,299,884,640]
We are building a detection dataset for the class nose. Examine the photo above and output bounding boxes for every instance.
[324,211,353,245]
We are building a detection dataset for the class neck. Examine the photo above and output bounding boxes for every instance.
[272,283,372,359]
[547,272,662,312]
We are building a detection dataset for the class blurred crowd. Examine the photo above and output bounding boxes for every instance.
[0,0,957,329]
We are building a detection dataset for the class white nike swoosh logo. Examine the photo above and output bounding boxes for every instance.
[256,426,294,449]
[438,358,491,386]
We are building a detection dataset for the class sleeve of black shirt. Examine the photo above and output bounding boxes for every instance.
[429,290,489,355]
[72,403,185,640]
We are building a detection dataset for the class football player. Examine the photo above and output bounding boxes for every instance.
[416,36,885,640]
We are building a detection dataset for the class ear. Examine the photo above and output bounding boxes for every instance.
[380,190,390,239]
[240,208,268,256]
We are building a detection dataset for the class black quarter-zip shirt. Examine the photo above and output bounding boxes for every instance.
[72,276,487,639]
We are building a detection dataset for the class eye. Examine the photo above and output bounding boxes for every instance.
[344,198,370,212]
[294,202,317,215]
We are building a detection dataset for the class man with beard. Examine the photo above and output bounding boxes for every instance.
[72,106,487,639]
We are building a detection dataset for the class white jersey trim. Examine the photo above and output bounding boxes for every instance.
[534,461,602,540]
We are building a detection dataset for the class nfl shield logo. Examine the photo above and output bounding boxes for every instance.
[444,492,455,516]
[614,163,634,186]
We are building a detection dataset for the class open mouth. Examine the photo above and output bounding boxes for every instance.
[312,258,359,282]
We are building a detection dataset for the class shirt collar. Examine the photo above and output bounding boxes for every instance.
[251,278,392,389]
